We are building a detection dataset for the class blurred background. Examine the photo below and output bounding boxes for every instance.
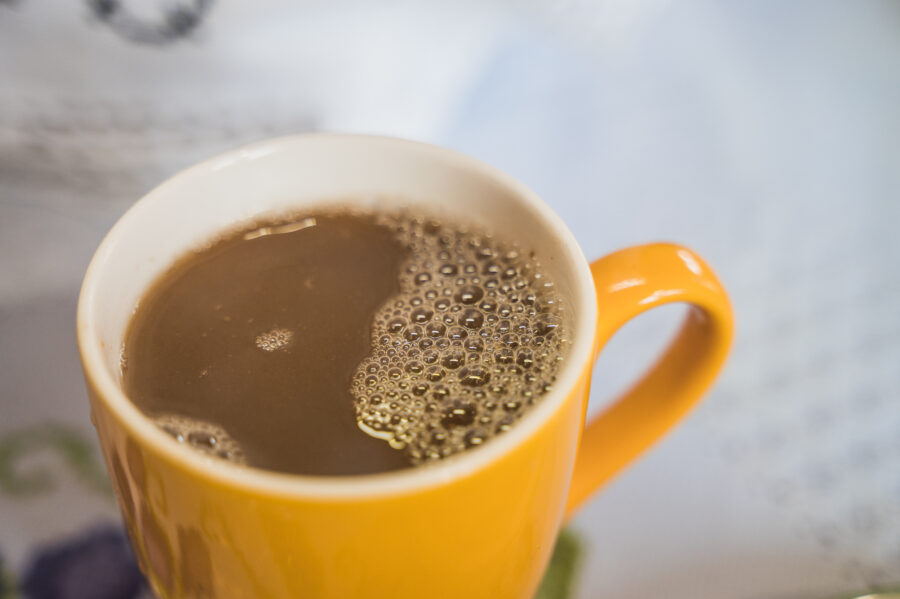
[1,1,899,598]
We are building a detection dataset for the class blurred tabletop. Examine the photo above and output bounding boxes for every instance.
[1,1,899,597]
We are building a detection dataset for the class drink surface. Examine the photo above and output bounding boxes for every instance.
[122,208,566,476]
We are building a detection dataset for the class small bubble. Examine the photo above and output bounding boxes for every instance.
[516,350,534,369]
[536,296,558,314]
[448,326,468,341]
[410,307,434,323]
[455,285,484,305]
[458,365,491,386]
[425,365,446,381]
[476,247,494,260]
[483,262,501,275]
[405,361,424,375]
[441,350,466,370]
[426,322,446,338]
[495,349,514,364]
[414,272,432,286]
[479,299,497,312]
[188,431,216,448]
[500,334,519,348]
[161,425,184,443]
[535,314,561,336]
[464,428,487,447]
[465,337,484,352]
[442,401,477,427]
[459,309,484,329]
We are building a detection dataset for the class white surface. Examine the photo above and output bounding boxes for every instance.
[1,0,899,597]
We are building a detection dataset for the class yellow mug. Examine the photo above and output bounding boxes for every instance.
[77,134,733,599]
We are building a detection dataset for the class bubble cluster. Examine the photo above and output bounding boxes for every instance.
[255,328,293,352]
[351,212,568,465]
[153,414,246,464]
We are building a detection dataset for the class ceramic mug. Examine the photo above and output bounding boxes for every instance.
[77,134,733,599]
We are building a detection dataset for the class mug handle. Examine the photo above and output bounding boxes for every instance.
[565,243,734,517]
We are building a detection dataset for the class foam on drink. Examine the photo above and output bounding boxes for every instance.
[351,211,567,464]
[154,414,246,464]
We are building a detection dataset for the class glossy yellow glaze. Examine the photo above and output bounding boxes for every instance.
[84,242,732,599]
[567,243,734,516]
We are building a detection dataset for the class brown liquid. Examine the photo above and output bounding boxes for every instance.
[123,213,412,475]
[123,208,567,476]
